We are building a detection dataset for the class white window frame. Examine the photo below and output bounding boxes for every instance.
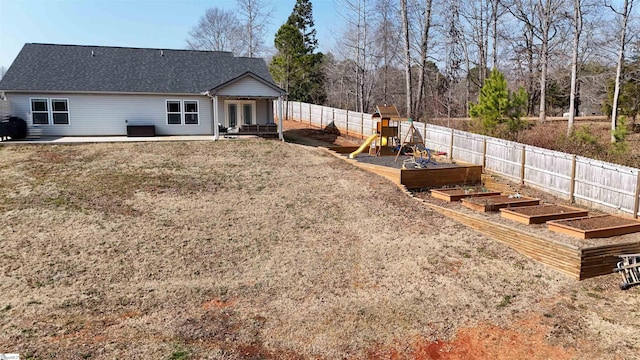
[224,100,256,128]
[166,99,200,125]
[30,98,50,125]
[166,99,182,125]
[30,98,71,126]
[183,100,199,125]
[51,98,70,125]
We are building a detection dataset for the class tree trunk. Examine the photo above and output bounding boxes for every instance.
[611,0,633,143]
[415,0,433,120]
[401,0,413,117]
[491,0,499,69]
[568,0,582,136]
[538,0,551,124]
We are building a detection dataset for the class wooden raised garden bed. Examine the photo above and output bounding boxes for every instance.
[327,147,482,189]
[548,215,640,239]
[500,204,589,224]
[461,195,540,212]
[400,165,482,189]
[430,187,501,202]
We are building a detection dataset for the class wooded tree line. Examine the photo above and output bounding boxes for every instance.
[323,0,638,132]
[187,0,639,137]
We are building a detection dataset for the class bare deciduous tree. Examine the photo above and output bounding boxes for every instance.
[401,0,413,117]
[186,8,242,55]
[236,0,274,57]
[537,0,565,123]
[567,0,583,135]
[414,0,434,120]
[338,0,377,112]
[607,0,636,142]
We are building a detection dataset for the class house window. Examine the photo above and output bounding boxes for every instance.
[166,100,182,125]
[166,100,199,125]
[184,100,199,124]
[31,98,49,125]
[51,99,69,124]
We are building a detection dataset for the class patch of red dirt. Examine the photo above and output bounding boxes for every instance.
[365,315,575,360]
[202,298,236,310]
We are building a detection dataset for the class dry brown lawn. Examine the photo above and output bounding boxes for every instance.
[0,138,639,359]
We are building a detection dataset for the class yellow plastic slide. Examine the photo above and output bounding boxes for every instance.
[349,134,378,158]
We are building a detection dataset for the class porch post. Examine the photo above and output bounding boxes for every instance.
[213,96,220,141]
[278,96,284,141]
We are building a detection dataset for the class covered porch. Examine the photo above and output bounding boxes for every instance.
[204,71,287,141]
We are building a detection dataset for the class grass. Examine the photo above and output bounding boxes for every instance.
[0,139,639,359]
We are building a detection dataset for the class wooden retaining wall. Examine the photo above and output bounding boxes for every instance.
[324,146,640,280]
[580,242,640,280]
[423,202,582,279]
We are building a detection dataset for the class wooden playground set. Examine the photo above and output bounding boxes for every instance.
[330,105,483,189]
[325,105,640,285]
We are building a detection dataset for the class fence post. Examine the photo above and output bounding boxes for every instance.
[423,122,427,146]
[520,146,526,185]
[309,104,312,126]
[449,128,454,160]
[634,171,640,219]
[361,113,365,137]
[299,102,302,122]
[345,110,349,134]
[569,155,577,203]
[320,107,323,128]
[482,138,487,169]
[332,108,335,128]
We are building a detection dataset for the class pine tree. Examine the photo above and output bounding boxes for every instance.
[469,69,528,139]
[287,0,318,53]
[270,0,325,103]
[270,24,304,94]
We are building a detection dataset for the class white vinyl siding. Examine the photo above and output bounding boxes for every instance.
[9,93,212,136]
[215,76,282,97]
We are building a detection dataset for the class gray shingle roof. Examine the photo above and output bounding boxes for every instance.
[0,43,279,94]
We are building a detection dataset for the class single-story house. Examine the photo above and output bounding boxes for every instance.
[0,43,286,139]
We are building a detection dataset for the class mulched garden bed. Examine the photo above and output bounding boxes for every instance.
[500,204,589,224]
[430,186,501,202]
[548,215,640,239]
[461,195,540,212]
[351,154,459,170]
[411,190,640,248]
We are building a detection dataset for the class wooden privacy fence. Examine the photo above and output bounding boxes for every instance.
[280,101,640,217]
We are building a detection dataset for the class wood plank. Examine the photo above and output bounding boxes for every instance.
[579,241,640,279]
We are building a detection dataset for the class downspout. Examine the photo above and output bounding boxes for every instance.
[213,95,220,141]
[203,90,219,141]
[278,95,284,141]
